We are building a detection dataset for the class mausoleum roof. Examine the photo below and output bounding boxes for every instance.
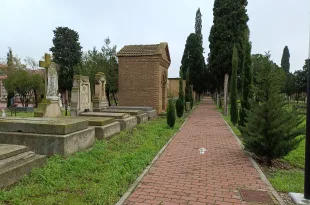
[117,42,171,62]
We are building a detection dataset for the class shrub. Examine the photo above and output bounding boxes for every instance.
[240,55,304,166]
[167,99,176,128]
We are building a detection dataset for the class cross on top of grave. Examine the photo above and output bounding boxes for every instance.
[39,53,51,97]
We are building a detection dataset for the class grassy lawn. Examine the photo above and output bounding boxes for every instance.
[215,99,305,193]
[0,117,185,205]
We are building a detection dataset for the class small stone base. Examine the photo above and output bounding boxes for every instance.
[136,113,148,124]
[94,122,121,140]
[185,102,191,111]
[289,192,310,205]
[146,110,157,119]
[116,116,137,130]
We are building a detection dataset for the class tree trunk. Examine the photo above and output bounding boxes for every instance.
[106,89,111,106]
[112,92,118,106]
[216,90,219,106]
[223,73,229,116]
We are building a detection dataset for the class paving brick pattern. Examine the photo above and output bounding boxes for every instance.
[124,97,273,205]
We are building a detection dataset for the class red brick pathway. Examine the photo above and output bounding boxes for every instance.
[124,97,275,205]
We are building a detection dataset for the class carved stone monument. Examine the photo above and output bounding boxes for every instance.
[71,75,92,116]
[93,72,109,112]
[34,54,61,117]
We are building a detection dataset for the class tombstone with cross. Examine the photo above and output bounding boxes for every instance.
[39,53,51,98]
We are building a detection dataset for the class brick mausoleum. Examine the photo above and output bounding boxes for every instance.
[117,42,171,114]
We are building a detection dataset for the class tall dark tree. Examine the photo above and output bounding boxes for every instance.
[180,33,205,98]
[50,27,82,93]
[240,54,304,165]
[195,8,203,46]
[281,46,290,73]
[230,46,238,125]
[185,67,191,103]
[176,70,185,117]
[239,29,253,126]
[208,0,249,90]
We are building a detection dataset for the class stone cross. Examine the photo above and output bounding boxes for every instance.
[39,53,51,98]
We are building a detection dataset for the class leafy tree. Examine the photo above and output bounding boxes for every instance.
[281,46,290,73]
[180,33,205,98]
[208,0,249,90]
[239,29,253,126]
[31,74,45,108]
[230,46,238,125]
[195,8,203,46]
[167,99,176,128]
[50,27,82,94]
[240,55,304,166]
[293,60,308,102]
[75,38,118,106]
[176,70,185,118]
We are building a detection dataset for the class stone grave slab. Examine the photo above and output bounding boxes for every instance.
[0,127,95,157]
[0,117,95,157]
[0,144,46,189]
[107,106,156,119]
[116,116,137,130]
[102,109,143,115]
[80,112,130,119]
[61,116,115,126]
[0,117,88,135]
[95,122,121,140]
[109,106,153,111]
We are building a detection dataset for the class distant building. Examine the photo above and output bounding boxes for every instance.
[167,78,186,98]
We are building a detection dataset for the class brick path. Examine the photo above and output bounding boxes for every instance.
[123,97,276,205]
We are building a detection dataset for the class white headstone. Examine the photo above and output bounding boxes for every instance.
[46,62,59,101]
[58,93,62,108]
[1,109,6,118]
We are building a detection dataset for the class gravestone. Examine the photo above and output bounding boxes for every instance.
[58,93,62,108]
[34,57,61,117]
[93,72,108,112]
[71,75,92,116]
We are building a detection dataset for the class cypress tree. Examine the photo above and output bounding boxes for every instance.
[240,55,304,166]
[208,0,249,89]
[281,46,290,74]
[176,70,185,118]
[185,68,191,103]
[167,99,176,128]
[239,29,253,126]
[230,46,238,125]
[195,8,203,46]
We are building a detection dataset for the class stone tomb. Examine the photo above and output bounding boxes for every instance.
[0,118,95,157]
[71,75,92,116]
[80,112,137,131]
[108,106,157,119]
[93,72,109,112]
[61,116,121,140]
[102,109,148,124]
[0,144,46,189]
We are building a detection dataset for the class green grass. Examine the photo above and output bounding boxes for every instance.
[0,117,185,205]
[268,169,304,193]
[283,138,305,169]
[215,98,305,193]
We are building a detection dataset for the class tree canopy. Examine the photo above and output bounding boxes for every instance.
[50,27,82,92]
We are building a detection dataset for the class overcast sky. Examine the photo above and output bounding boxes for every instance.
[1,0,309,77]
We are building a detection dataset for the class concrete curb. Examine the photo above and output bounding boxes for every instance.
[221,113,286,205]
[115,106,198,205]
